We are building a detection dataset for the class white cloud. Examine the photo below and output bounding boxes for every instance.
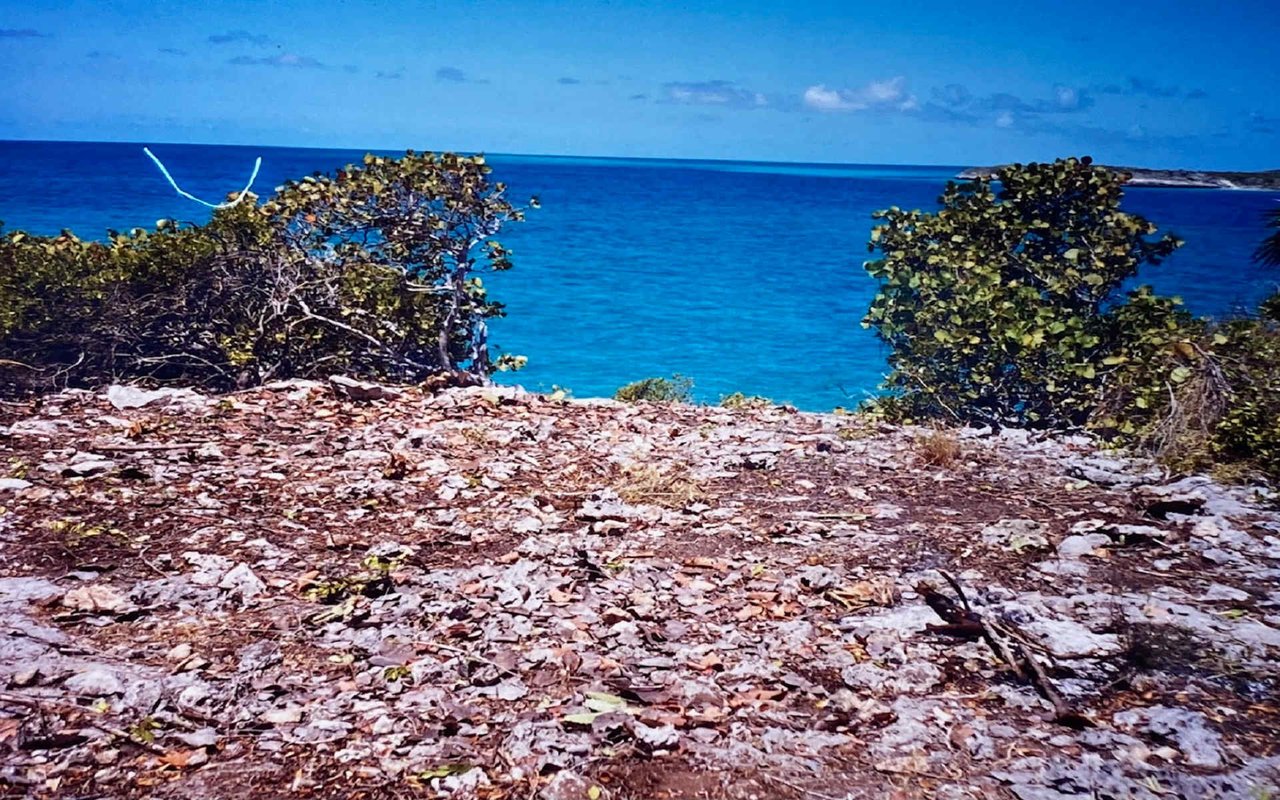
[995,111,1014,128]
[802,77,918,113]
[663,81,768,109]
[1054,85,1082,110]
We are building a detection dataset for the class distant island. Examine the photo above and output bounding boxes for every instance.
[958,164,1280,190]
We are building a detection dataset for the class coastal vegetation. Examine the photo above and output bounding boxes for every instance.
[614,374,695,403]
[0,151,533,396]
[2,152,1277,481]
[719,391,774,409]
[958,163,1280,190]
[1258,206,1280,267]
[864,156,1280,481]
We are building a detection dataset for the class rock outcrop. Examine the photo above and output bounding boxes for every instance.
[1,383,1277,799]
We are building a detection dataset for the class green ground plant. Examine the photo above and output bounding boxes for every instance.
[614,374,694,403]
[719,391,773,409]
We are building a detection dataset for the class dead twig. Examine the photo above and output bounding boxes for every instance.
[920,572,1092,728]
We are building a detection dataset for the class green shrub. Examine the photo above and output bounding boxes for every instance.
[1204,319,1280,477]
[719,392,773,409]
[614,375,694,404]
[863,156,1280,482]
[1259,290,1280,324]
[863,157,1189,430]
[0,151,534,396]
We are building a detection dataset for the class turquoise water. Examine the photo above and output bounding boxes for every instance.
[2,140,1277,409]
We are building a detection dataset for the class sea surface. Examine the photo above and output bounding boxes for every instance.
[2,140,1277,410]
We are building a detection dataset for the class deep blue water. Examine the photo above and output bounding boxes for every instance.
[2,140,1277,409]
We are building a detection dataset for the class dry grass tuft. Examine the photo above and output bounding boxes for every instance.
[915,427,962,467]
[615,464,705,508]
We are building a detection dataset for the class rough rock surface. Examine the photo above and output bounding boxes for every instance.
[1,383,1278,799]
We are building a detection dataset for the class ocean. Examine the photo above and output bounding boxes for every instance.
[2,140,1277,410]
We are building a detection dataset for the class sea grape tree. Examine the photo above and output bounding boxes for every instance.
[0,151,535,395]
[863,157,1188,429]
[262,151,536,380]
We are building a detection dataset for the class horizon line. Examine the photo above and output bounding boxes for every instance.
[3,137,1275,175]
[0,135,1069,173]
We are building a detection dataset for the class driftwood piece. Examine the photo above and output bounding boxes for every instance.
[919,572,1092,728]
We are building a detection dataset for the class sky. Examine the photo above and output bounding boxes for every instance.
[1,0,1278,168]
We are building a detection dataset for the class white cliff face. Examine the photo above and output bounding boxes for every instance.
[1,383,1278,798]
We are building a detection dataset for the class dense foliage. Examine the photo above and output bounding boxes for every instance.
[614,375,694,403]
[864,157,1280,481]
[1257,206,1280,267]
[0,152,533,395]
[863,157,1186,429]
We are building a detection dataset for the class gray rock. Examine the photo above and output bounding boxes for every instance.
[6,418,66,437]
[261,707,305,724]
[175,728,219,748]
[1201,584,1251,603]
[64,668,125,697]
[982,519,1051,552]
[631,721,680,748]
[797,565,838,591]
[0,477,32,491]
[1113,706,1223,767]
[62,458,116,477]
[1058,533,1111,559]
[329,375,404,402]
[538,770,593,800]
[218,563,266,599]
[1019,617,1120,658]
[184,552,234,586]
[106,384,207,410]
[238,641,283,673]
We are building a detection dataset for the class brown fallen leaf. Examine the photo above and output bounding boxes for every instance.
[158,749,196,769]
[827,578,896,611]
[728,688,785,708]
[735,604,763,622]
[689,653,724,672]
[0,719,20,747]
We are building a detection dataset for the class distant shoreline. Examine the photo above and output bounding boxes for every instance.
[957,164,1280,191]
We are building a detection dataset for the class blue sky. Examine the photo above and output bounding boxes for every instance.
[1,0,1277,167]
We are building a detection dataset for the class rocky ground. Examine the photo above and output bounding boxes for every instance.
[1,380,1278,800]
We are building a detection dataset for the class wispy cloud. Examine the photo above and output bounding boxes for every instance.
[436,66,488,84]
[1095,76,1206,100]
[229,53,326,69]
[158,47,187,56]
[375,69,403,80]
[629,93,649,101]
[1246,112,1280,135]
[1021,117,1201,149]
[557,77,582,85]
[923,83,1093,127]
[802,77,917,113]
[208,29,274,46]
[0,27,44,38]
[663,80,768,109]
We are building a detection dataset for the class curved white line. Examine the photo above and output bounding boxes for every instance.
[143,147,262,210]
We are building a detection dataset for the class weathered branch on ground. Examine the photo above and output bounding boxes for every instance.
[921,572,1090,727]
